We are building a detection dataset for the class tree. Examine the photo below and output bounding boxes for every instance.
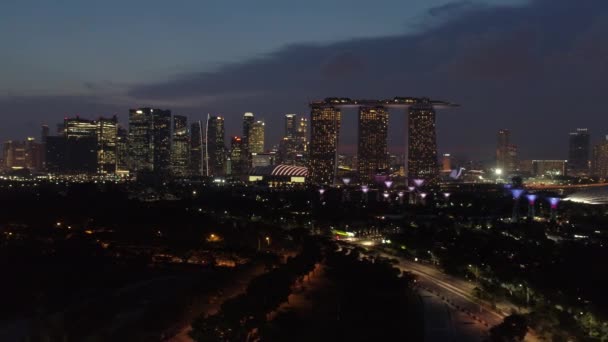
[488,314,528,342]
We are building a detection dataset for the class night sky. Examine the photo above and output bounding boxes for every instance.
[1,0,607,161]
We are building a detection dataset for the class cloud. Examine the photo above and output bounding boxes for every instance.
[5,0,608,161]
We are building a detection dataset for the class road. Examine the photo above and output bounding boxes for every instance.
[346,239,538,341]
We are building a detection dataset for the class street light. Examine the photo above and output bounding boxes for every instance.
[384,180,393,189]
[413,179,425,187]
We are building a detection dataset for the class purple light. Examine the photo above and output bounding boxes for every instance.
[511,189,524,199]
[504,184,513,189]
[414,179,425,187]
[419,192,427,199]
[342,177,351,185]
[526,194,537,205]
[318,188,325,195]
[361,185,369,194]
[398,191,404,198]
[443,192,451,199]
[549,197,560,209]
[408,186,415,192]
[384,180,393,188]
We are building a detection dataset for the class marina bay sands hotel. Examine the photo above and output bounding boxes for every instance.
[309,97,458,186]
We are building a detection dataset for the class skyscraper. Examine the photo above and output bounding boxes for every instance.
[357,106,388,182]
[41,124,49,144]
[97,116,118,174]
[190,121,203,176]
[297,117,308,153]
[207,116,225,176]
[250,120,265,154]
[45,136,66,173]
[230,136,243,175]
[592,136,608,179]
[3,141,26,170]
[128,108,154,172]
[408,102,438,186]
[116,126,129,174]
[568,128,590,176]
[285,114,297,139]
[152,109,172,175]
[496,129,510,170]
[309,103,341,185]
[171,115,189,177]
[64,117,97,174]
[242,112,255,166]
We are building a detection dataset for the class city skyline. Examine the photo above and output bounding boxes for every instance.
[2,0,608,160]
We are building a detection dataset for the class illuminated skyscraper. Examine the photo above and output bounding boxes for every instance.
[3,140,26,170]
[568,128,590,176]
[171,115,189,177]
[242,112,255,165]
[190,121,203,176]
[64,117,97,174]
[285,114,297,139]
[128,108,154,172]
[309,103,341,184]
[116,126,128,174]
[592,136,608,179]
[496,129,517,172]
[96,116,118,174]
[442,153,452,172]
[408,102,438,186]
[297,117,308,153]
[250,120,265,154]
[207,116,225,176]
[357,106,388,182]
[230,136,244,175]
[152,110,172,175]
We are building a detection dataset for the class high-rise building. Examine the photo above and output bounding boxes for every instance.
[190,121,203,176]
[128,108,154,172]
[97,116,118,174]
[171,115,189,177]
[41,125,49,144]
[357,106,388,182]
[249,120,265,154]
[568,128,590,176]
[592,136,608,179]
[309,103,341,184]
[64,117,97,174]
[230,136,244,175]
[116,126,129,174]
[442,153,452,172]
[242,112,255,166]
[24,137,44,171]
[297,117,308,150]
[285,114,297,139]
[532,160,567,176]
[408,102,439,186]
[45,136,67,173]
[152,110,172,175]
[496,129,517,172]
[207,116,225,176]
[3,141,26,170]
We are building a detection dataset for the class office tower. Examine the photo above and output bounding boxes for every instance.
[190,121,203,176]
[97,116,118,174]
[64,117,97,174]
[250,120,265,154]
[152,110,172,175]
[45,136,66,173]
[230,136,244,175]
[128,108,154,172]
[442,154,452,172]
[285,114,297,138]
[309,103,341,184]
[592,136,608,179]
[41,125,49,144]
[496,129,518,172]
[24,137,44,171]
[568,128,590,176]
[207,116,225,176]
[408,102,438,186]
[357,106,388,182]
[116,126,129,174]
[242,112,255,165]
[171,115,189,177]
[297,117,308,151]
[3,141,26,170]
[532,160,567,176]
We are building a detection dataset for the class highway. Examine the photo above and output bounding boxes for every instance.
[344,238,538,341]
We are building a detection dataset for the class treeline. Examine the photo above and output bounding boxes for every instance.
[189,238,322,341]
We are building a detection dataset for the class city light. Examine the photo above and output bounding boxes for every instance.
[342,177,351,185]
[413,179,424,187]
[361,185,369,194]
[384,180,393,188]
[511,189,524,199]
